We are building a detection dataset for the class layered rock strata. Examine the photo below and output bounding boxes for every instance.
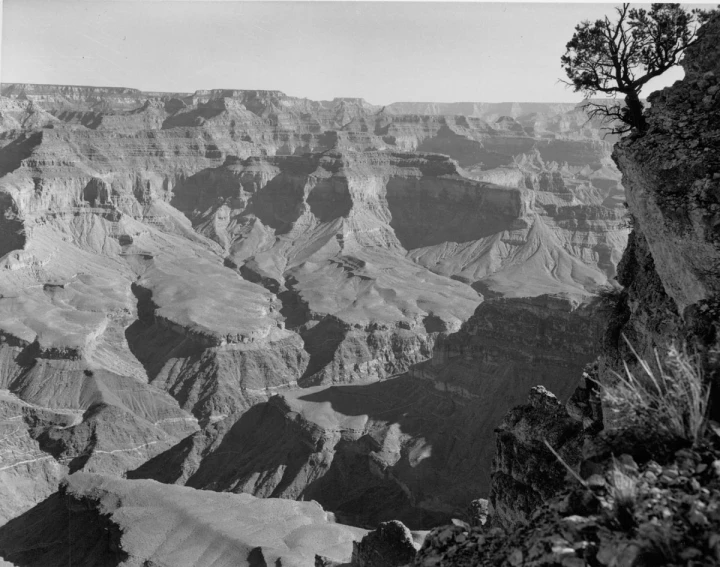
[0,81,627,533]
[129,293,606,530]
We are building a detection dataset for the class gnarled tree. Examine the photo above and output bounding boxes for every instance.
[562,3,714,134]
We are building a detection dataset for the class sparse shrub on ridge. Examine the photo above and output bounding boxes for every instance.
[601,338,711,447]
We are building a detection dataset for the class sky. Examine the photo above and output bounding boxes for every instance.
[0,1,713,105]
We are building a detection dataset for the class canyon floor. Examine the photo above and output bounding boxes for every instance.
[0,84,628,565]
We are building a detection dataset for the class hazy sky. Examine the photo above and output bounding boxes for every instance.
[1,1,712,104]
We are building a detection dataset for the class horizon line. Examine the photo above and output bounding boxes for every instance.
[1,81,605,106]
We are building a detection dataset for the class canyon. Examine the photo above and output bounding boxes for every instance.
[0,82,627,564]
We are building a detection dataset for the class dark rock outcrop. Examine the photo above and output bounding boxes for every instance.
[412,293,606,497]
[490,386,584,530]
[352,520,418,567]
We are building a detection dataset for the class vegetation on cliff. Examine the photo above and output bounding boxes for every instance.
[562,3,714,133]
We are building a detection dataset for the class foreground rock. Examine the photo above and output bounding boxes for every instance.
[352,520,418,567]
[415,445,720,566]
[0,472,366,567]
[489,385,586,530]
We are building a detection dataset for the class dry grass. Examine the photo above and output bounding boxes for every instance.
[602,338,711,446]
[608,458,639,529]
[609,460,638,507]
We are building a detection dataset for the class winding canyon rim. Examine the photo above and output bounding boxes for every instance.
[1,1,720,566]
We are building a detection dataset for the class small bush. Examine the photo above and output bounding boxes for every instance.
[602,339,711,446]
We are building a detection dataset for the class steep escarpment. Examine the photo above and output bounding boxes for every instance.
[493,11,720,531]
[607,18,720,391]
[411,293,605,501]
[483,14,720,535]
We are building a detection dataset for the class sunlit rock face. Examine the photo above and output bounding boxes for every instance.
[0,82,625,528]
[0,472,368,567]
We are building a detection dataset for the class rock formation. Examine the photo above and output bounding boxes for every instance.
[352,520,419,567]
[0,472,366,567]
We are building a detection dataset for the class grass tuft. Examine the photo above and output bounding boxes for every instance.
[608,457,638,530]
[602,338,711,446]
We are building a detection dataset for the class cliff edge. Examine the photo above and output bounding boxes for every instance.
[609,13,720,402]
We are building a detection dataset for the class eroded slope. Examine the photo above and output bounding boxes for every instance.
[0,84,625,531]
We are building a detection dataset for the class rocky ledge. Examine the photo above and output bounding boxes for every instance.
[0,472,367,567]
[416,443,720,566]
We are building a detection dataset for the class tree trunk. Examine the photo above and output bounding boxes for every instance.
[624,91,646,132]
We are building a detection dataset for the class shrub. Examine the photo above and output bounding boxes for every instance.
[602,338,711,446]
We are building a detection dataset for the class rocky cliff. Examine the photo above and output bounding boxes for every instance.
[490,8,720,532]
[608,19,720,397]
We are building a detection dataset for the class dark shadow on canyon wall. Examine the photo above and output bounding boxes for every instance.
[0,131,43,177]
